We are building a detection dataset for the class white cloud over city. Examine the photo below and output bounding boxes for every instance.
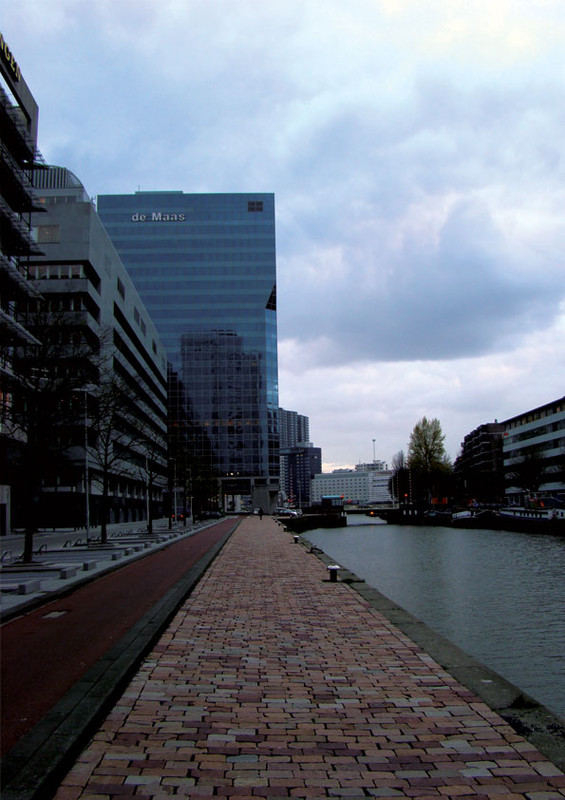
[4,0,564,467]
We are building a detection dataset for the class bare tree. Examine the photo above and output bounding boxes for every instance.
[507,448,547,497]
[134,418,168,535]
[392,450,406,471]
[87,366,142,542]
[8,303,100,561]
[390,450,408,505]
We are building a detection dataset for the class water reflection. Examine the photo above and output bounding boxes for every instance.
[305,520,565,721]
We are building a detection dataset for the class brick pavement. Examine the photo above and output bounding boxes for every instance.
[53,515,565,799]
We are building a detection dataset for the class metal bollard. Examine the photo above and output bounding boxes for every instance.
[293,535,299,543]
[327,564,340,582]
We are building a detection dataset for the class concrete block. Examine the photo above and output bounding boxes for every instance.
[59,567,78,579]
[18,580,41,595]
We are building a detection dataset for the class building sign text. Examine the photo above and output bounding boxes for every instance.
[0,32,21,82]
[131,212,186,222]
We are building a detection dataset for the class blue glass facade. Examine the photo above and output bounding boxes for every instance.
[97,192,279,500]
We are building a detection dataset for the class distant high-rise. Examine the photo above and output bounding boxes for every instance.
[280,443,322,508]
[279,408,310,449]
[97,192,279,511]
[278,408,313,505]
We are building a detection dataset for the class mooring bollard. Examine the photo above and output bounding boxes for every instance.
[327,564,340,582]
[293,535,299,543]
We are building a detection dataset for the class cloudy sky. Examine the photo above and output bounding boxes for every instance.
[4,1,564,469]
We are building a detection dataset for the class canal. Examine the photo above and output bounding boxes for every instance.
[304,517,565,722]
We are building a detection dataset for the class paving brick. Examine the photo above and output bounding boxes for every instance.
[49,517,565,800]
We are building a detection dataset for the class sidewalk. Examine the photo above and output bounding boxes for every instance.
[47,515,564,799]
[0,519,204,620]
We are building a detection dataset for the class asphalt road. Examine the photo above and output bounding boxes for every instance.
[1,519,235,757]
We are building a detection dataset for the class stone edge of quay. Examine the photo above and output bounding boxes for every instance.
[305,539,565,774]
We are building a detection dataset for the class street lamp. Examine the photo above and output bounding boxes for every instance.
[145,454,150,532]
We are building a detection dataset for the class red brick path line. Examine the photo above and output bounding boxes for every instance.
[54,515,565,799]
[1,521,233,755]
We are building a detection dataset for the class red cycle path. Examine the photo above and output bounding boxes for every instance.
[0,521,234,756]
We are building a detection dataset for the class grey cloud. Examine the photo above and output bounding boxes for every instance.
[280,198,563,364]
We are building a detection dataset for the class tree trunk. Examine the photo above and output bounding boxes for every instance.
[147,476,153,535]
[100,473,109,543]
[22,449,41,563]
[23,529,34,563]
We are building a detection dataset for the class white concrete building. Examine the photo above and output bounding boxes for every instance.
[311,464,394,506]
[503,396,565,503]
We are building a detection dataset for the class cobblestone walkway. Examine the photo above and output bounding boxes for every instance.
[54,516,565,799]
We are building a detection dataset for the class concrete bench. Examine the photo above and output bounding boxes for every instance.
[1,580,42,595]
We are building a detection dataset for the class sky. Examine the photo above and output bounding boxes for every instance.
[4,1,564,470]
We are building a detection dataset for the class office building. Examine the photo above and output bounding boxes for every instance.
[0,32,44,534]
[279,407,311,504]
[24,167,168,528]
[279,408,309,448]
[502,396,565,504]
[280,443,321,508]
[311,463,394,506]
[97,192,279,512]
[454,422,506,503]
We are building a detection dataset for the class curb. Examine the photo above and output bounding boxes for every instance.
[0,520,239,800]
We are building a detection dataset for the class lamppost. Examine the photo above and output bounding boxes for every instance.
[85,392,90,539]
[82,388,91,540]
[79,385,96,541]
[145,454,150,532]
[173,460,178,524]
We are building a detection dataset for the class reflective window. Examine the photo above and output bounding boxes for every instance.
[98,193,279,490]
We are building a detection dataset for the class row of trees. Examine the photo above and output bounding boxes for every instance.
[391,416,562,507]
[5,311,168,561]
[7,315,228,562]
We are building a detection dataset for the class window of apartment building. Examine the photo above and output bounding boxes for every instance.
[32,264,48,279]
[117,277,125,300]
[32,263,86,280]
[248,201,263,212]
[37,225,60,243]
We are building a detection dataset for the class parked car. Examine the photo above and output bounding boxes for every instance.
[198,510,223,520]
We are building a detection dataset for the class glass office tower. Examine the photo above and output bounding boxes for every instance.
[97,192,279,511]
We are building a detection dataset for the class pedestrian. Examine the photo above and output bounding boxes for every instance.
[258,507,264,520]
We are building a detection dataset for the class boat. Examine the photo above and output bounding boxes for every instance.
[376,506,565,535]
[491,506,565,535]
